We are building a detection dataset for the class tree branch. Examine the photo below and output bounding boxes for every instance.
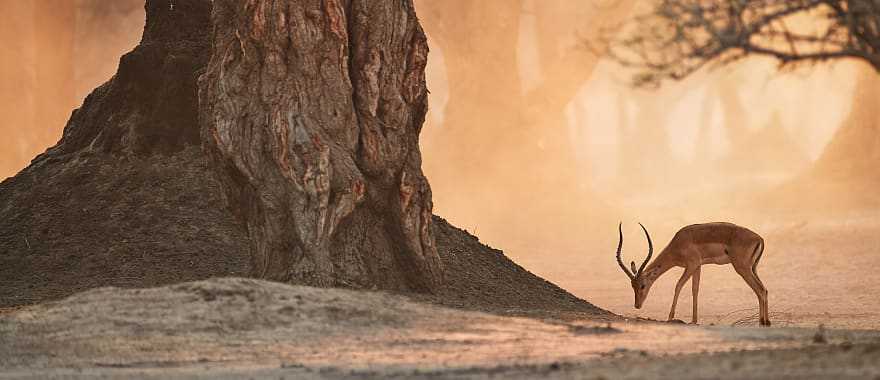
[604,0,880,87]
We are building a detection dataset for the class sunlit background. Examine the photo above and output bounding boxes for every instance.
[2,0,878,328]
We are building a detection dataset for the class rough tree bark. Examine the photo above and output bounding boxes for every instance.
[199,0,442,291]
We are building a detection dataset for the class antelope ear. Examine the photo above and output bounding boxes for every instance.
[630,261,637,274]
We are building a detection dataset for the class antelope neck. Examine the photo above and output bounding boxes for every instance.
[641,258,675,282]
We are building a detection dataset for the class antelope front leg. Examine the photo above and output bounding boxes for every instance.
[691,266,701,324]
[669,268,693,321]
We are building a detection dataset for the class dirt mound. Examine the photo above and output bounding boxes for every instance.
[0,141,603,318]
[427,217,608,318]
[0,133,603,319]
[0,162,604,316]
[0,148,251,307]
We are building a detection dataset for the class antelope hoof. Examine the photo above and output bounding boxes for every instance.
[760,320,772,327]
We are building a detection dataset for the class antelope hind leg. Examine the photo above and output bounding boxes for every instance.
[735,265,770,327]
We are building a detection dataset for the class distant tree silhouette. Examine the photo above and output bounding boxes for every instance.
[607,0,880,87]
[608,0,880,206]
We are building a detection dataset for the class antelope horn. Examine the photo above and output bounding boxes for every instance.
[637,222,654,276]
[616,222,634,280]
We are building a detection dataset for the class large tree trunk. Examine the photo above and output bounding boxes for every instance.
[199,0,442,291]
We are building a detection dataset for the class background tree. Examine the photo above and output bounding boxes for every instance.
[608,0,880,206]
[609,0,880,86]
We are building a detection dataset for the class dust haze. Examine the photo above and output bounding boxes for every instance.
[2,0,878,327]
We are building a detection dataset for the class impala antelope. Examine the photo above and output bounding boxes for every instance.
[615,222,770,326]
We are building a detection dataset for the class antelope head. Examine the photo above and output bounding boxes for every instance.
[615,222,654,309]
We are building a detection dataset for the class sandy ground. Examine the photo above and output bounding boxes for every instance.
[2,277,880,379]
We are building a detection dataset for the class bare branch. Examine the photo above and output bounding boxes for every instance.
[603,0,880,87]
